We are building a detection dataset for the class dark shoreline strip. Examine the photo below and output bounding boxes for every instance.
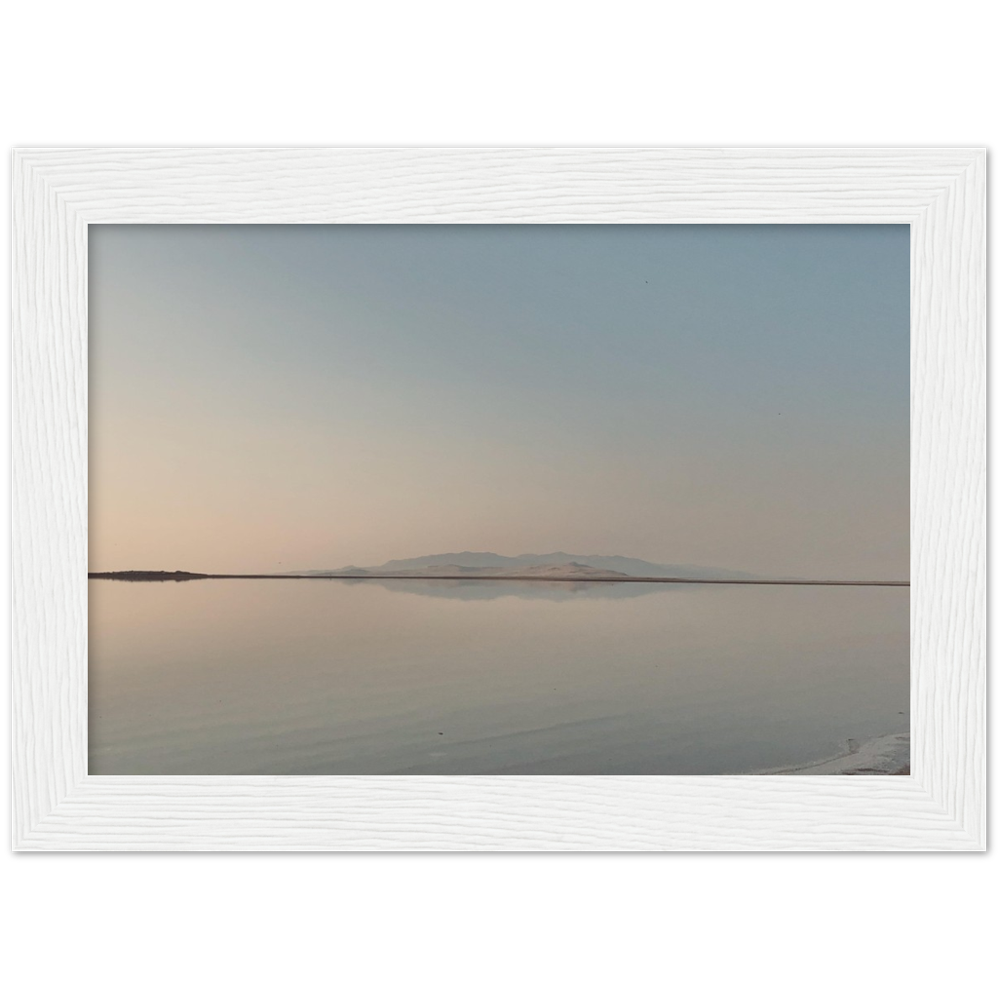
[88,572,910,586]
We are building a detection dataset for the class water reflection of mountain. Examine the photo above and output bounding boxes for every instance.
[337,577,680,601]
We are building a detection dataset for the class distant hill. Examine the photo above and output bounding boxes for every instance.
[294,552,755,580]
[332,562,634,580]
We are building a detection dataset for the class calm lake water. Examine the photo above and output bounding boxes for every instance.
[89,579,908,775]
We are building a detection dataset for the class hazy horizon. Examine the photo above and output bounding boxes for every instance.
[90,224,909,578]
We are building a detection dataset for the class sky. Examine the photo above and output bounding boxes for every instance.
[89,224,909,578]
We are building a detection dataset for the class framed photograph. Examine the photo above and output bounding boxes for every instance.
[11,147,985,851]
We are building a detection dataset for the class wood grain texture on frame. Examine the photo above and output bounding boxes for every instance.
[11,148,986,851]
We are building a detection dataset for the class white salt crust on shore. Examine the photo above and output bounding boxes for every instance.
[763,732,910,775]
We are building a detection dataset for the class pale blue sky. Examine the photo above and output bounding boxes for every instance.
[90,224,909,577]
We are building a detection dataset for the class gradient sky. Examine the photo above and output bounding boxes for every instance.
[90,224,909,578]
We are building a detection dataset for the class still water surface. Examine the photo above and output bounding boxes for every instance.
[89,579,908,774]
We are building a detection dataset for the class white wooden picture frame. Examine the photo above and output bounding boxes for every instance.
[11,147,986,851]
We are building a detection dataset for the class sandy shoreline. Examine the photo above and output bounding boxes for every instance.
[763,732,910,775]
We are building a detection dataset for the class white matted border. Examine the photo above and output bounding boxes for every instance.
[11,147,986,851]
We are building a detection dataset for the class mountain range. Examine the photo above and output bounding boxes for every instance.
[294,552,755,580]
